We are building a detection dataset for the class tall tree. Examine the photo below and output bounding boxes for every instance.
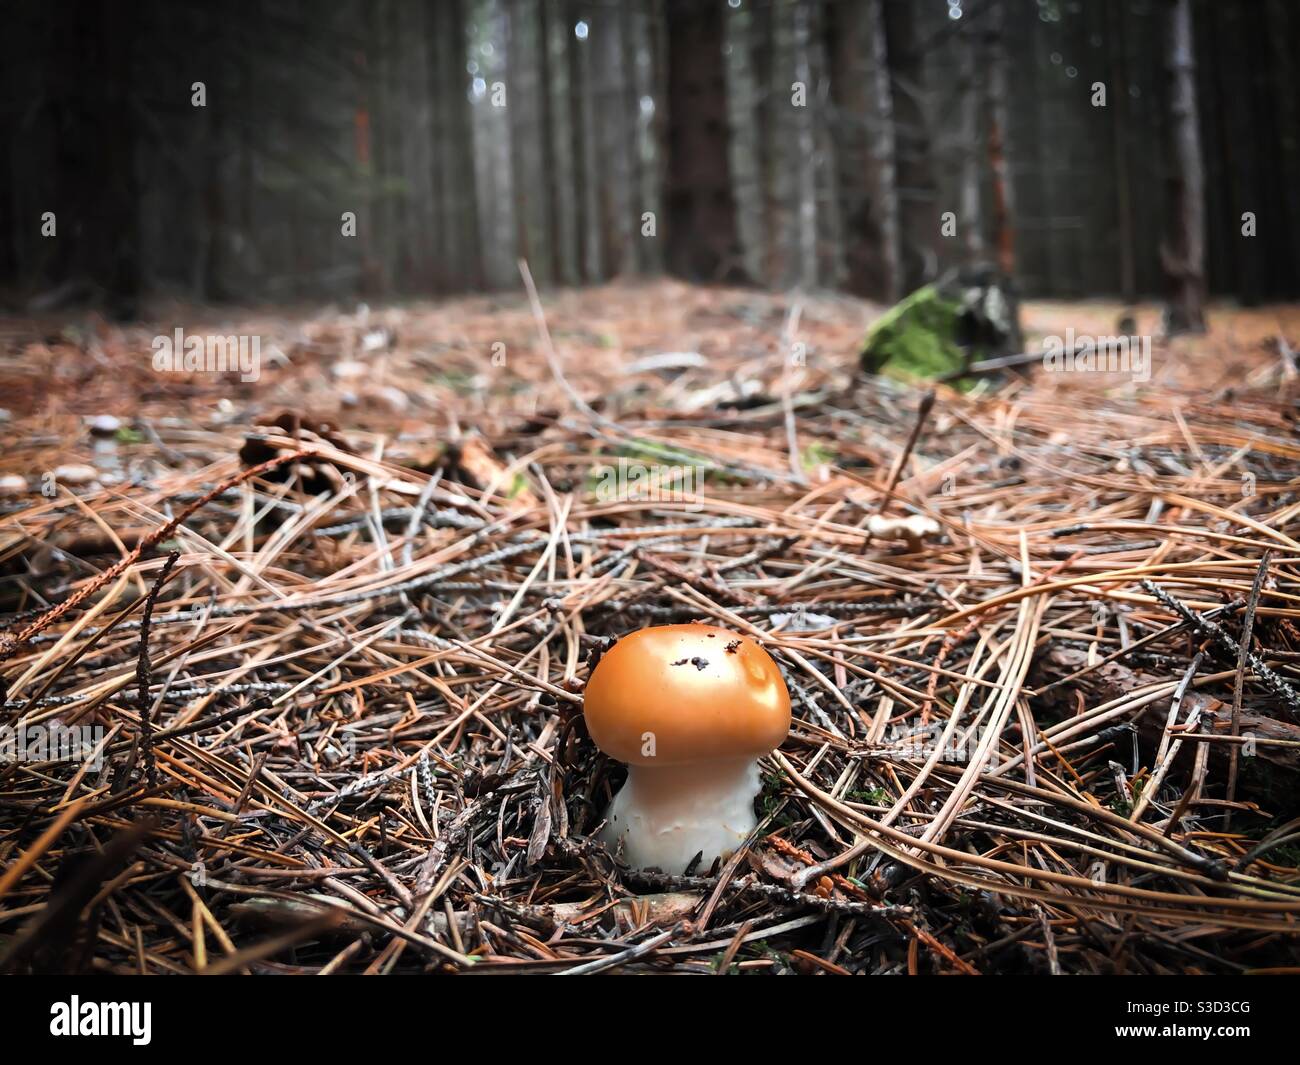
[444,0,484,291]
[620,0,646,276]
[594,3,633,276]
[662,0,746,283]
[827,0,899,301]
[535,0,565,284]
[1161,0,1206,332]
[1264,0,1300,298]
[506,0,536,274]
[883,0,939,293]
[791,2,817,287]
[956,10,984,266]
[868,0,902,301]
[566,1,597,282]
[749,0,780,286]
[985,0,1019,350]
[1106,0,1135,301]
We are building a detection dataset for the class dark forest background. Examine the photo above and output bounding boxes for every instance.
[2,0,1297,315]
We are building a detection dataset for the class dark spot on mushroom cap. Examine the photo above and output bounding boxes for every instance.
[724,640,741,654]
[671,656,710,671]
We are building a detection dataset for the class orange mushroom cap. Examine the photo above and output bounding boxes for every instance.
[583,624,791,766]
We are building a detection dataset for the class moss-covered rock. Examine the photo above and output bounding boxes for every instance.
[860,270,1021,384]
[859,285,966,381]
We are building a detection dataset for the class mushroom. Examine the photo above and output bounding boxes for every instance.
[52,464,100,488]
[866,512,940,552]
[583,623,791,873]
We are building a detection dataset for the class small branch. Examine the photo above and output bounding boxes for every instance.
[861,389,936,553]
[135,551,179,789]
[1140,578,1300,714]
[1227,551,1272,824]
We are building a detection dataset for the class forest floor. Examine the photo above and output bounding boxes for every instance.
[2,280,1300,974]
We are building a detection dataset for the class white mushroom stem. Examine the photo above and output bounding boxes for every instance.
[601,757,762,873]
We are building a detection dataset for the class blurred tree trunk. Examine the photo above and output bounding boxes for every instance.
[867,0,901,301]
[1220,1,1275,304]
[1265,0,1300,297]
[0,34,13,288]
[390,0,413,290]
[792,2,817,287]
[507,0,532,273]
[621,0,645,275]
[72,0,142,317]
[595,4,632,276]
[197,9,228,300]
[536,0,565,284]
[566,1,592,281]
[446,0,483,290]
[555,3,581,283]
[406,0,437,292]
[644,0,667,276]
[663,0,746,283]
[749,0,778,286]
[827,0,890,299]
[426,0,448,291]
[1162,0,1206,333]
[986,0,1022,349]
[1106,0,1135,301]
[884,0,939,293]
[957,8,984,267]
[367,0,390,295]
[480,0,516,288]
[811,8,843,290]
